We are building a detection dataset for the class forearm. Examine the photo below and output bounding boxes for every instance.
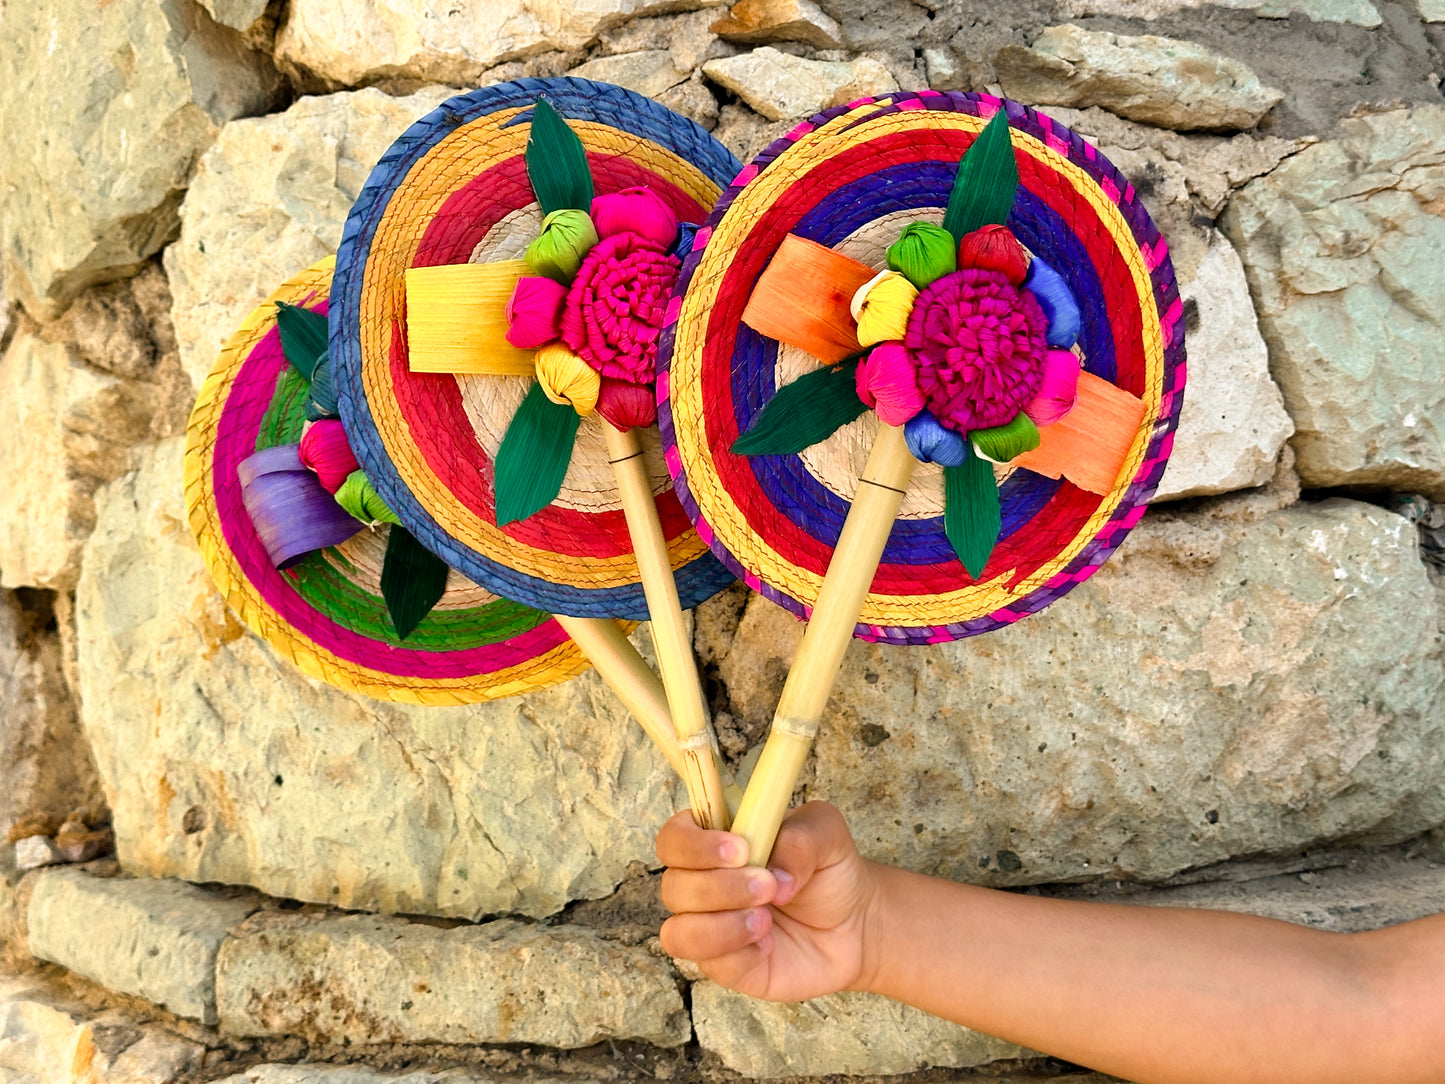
[860,864,1434,1084]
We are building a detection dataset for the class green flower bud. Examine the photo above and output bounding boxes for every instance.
[886,223,956,289]
[525,208,599,284]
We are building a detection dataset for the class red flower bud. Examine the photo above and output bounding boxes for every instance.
[958,225,1027,285]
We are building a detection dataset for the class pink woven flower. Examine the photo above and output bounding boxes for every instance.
[904,267,1048,432]
[560,232,681,384]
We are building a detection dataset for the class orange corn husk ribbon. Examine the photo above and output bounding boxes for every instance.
[742,234,876,364]
[405,261,536,375]
[1011,371,1147,495]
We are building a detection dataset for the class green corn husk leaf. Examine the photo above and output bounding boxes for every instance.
[942,109,1019,242]
[494,380,583,525]
[971,411,1040,463]
[275,301,329,380]
[943,442,1001,580]
[303,357,339,420]
[526,98,594,216]
[381,524,450,640]
[731,356,867,456]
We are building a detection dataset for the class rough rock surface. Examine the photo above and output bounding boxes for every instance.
[26,869,257,1024]
[213,1069,521,1083]
[0,976,205,1084]
[0,0,280,320]
[216,912,690,1048]
[1084,848,1445,932]
[166,87,455,391]
[1063,0,1382,23]
[702,48,897,121]
[710,0,844,49]
[1155,234,1294,501]
[996,25,1283,132]
[1222,105,1445,498]
[200,0,272,32]
[76,439,685,920]
[710,500,1445,887]
[277,0,726,88]
[694,985,1028,1077]
[0,590,99,840]
[0,332,153,590]
[567,50,691,96]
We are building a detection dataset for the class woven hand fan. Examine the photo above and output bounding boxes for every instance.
[329,78,746,825]
[659,91,1186,860]
[184,258,594,705]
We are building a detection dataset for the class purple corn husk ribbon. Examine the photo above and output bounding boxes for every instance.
[239,444,363,569]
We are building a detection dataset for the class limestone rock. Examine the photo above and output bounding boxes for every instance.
[1155,234,1294,501]
[14,836,63,872]
[0,0,280,320]
[166,87,455,391]
[596,9,722,73]
[1098,850,1445,933]
[26,869,257,1024]
[217,913,690,1048]
[199,0,272,32]
[711,103,796,164]
[567,50,691,97]
[703,48,897,121]
[1221,105,1445,498]
[694,984,1028,1077]
[656,79,722,130]
[0,976,205,1084]
[0,590,100,843]
[213,1068,511,1083]
[996,25,1283,132]
[724,500,1444,887]
[0,331,153,590]
[711,0,844,50]
[75,439,686,920]
[1062,0,1381,22]
[1423,0,1445,20]
[277,0,726,88]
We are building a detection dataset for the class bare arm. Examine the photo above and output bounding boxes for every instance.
[657,804,1445,1084]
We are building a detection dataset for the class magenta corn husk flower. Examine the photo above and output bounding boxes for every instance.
[505,275,569,348]
[904,267,1048,433]
[855,342,925,426]
[595,376,657,432]
[1023,348,1082,427]
[591,186,680,249]
[298,418,360,494]
[560,231,681,384]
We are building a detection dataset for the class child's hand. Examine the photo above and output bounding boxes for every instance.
[656,801,883,1002]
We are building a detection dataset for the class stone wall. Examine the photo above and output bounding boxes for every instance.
[2,0,1444,1081]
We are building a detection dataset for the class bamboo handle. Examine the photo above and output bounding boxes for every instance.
[604,422,732,830]
[729,423,916,865]
[553,613,743,816]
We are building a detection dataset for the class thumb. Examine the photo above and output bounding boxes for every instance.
[767,801,856,900]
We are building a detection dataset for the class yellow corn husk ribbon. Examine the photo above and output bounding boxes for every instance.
[405,261,535,375]
[334,470,402,525]
[850,269,918,346]
[525,209,599,283]
[535,341,601,416]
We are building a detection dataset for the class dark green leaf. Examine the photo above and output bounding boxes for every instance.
[275,301,329,380]
[494,381,582,525]
[942,109,1019,242]
[381,525,450,640]
[526,99,594,216]
[970,411,1039,462]
[943,443,1001,579]
[303,357,339,420]
[731,356,867,456]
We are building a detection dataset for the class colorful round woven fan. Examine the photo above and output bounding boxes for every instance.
[184,258,593,705]
[659,91,1186,645]
[330,78,740,620]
